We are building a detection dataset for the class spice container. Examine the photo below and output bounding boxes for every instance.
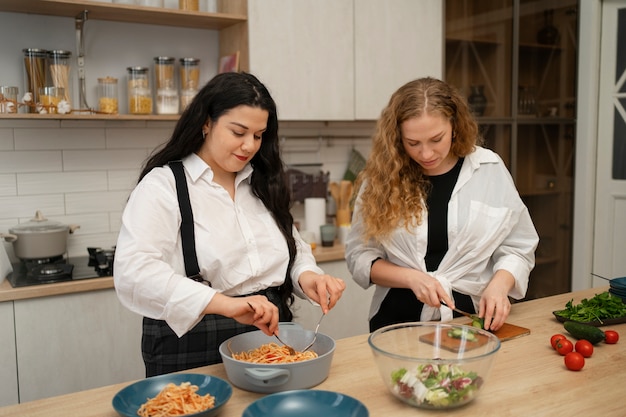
[179,57,200,112]
[0,86,19,114]
[23,48,47,113]
[98,77,119,114]
[127,66,152,115]
[48,50,72,107]
[179,0,198,11]
[154,57,179,114]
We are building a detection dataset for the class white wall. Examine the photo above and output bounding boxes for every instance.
[0,119,374,262]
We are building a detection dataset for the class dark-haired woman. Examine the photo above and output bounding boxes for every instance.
[114,72,345,376]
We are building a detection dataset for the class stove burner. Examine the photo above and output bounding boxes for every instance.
[38,264,67,276]
[88,246,115,276]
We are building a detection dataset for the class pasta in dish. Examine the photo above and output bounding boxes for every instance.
[231,342,318,363]
[137,381,215,417]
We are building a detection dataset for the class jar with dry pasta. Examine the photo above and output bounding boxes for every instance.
[179,57,200,112]
[48,50,72,108]
[127,66,152,115]
[98,77,119,114]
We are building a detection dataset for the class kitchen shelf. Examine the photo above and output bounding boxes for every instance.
[0,0,246,30]
[0,113,180,121]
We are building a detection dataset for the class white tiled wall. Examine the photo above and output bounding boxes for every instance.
[0,119,374,262]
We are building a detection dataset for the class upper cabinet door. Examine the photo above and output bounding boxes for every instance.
[354,0,444,120]
[247,0,355,121]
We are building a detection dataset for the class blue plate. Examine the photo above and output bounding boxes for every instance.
[242,390,369,417]
[112,373,232,417]
[610,277,626,290]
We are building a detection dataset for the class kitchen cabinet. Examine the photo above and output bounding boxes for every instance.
[0,301,18,407]
[445,0,578,299]
[245,0,443,121]
[13,288,143,403]
[292,260,374,339]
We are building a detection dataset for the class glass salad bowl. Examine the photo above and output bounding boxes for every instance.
[368,322,500,409]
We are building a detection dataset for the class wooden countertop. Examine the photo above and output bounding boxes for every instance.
[1,286,623,416]
[0,245,345,302]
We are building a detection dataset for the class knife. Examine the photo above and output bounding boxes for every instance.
[440,300,472,318]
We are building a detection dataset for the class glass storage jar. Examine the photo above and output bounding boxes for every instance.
[179,0,199,11]
[98,77,119,114]
[0,86,19,114]
[23,48,47,113]
[48,50,72,108]
[179,57,200,112]
[127,66,152,115]
[154,56,179,114]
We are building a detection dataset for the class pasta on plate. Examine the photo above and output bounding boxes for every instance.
[137,381,215,417]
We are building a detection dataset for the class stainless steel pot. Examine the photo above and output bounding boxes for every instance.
[218,323,335,393]
[0,210,80,259]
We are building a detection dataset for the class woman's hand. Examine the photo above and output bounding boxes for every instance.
[205,293,279,336]
[298,271,346,314]
[407,270,456,309]
[370,259,455,309]
[479,270,515,331]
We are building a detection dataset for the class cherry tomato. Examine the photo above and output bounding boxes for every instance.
[574,339,594,358]
[550,334,567,349]
[604,330,619,344]
[564,352,585,371]
[556,338,574,356]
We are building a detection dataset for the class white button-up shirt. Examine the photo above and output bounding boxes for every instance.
[346,146,539,322]
[114,153,322,336]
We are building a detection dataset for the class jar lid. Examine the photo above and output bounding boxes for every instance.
[9,211,68,234]
[127,66,149,74]
[22,48,48,57]
[154,56,175,64]
[48,50,72,58]
[98,76,118,84]
[180,57,200,65]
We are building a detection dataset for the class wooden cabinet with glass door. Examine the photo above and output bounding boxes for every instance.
[445,0,578,300]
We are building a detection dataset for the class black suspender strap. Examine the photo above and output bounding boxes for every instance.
[168,160,208,285]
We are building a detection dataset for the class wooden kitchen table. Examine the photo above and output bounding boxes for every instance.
[1,286,624,416]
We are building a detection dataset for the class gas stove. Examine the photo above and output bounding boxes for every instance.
[6,247,115,288]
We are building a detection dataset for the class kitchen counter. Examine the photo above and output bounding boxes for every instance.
[1,286,623,416]
[0,245,346,303]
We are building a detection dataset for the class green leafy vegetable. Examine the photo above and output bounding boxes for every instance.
[554,291,626,323]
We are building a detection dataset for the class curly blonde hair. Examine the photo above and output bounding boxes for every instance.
[354,77,481,242]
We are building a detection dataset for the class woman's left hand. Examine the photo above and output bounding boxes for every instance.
[479,270,515,331]
[298,271,346,314]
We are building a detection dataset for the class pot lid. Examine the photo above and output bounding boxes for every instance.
[9,210,69,233]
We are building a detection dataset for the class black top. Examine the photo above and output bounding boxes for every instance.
[424,157,464,271]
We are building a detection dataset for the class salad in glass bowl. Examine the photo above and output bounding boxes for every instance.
[368,322,500,409]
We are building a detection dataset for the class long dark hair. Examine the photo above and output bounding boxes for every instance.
[139,72,296,320]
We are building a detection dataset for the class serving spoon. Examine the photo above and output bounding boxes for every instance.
[302,313,325,352]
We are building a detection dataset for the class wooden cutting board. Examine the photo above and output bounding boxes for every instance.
[419,323,530,353]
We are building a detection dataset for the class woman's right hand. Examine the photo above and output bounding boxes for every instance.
[408,270,455,309]
[370,259,454,309]
[205,293,279,336]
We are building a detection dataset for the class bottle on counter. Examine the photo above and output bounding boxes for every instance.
[47,50,72,108]
[22,48,47,113]
[154,56,179,114]
[179,57,200,112]
[98,76,119,114]
[127,66,152,115]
